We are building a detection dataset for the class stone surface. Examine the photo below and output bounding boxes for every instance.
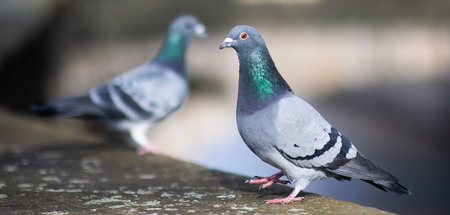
[0,109,393,214]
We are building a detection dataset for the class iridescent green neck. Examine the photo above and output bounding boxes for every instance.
[237,47,291,113]
[247,53,277,100]
[156,31,187,62]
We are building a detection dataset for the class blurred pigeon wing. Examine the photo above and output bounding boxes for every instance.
[90,63,187,122]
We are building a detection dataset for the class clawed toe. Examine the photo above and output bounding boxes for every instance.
[278,180,290,185]
[244,172,289,189]
[263,186,303,204]
[264,196,304,204]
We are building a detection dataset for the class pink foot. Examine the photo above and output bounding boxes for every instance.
[264,186,303,204]
[265,197,304,204]
[136,144,162,155]
[245,172,290,189]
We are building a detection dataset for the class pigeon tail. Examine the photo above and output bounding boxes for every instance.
[365,180,412,195]
[325,153,412,195]
[31,100,65,116]
[31,96,105,119]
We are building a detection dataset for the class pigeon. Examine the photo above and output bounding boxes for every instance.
[32,15,207,154]
[219,25,411,204]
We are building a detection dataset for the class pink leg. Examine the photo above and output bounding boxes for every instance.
[129,124,162,155]
[245,172,290,189]
[264,186,304,204]
[136,142,162,155]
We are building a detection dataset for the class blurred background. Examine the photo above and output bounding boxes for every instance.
[0,0,449,214]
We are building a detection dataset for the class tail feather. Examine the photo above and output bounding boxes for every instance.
[365,180,412,195]
[31,100,69,116]
[325,153,412,195]
[31,96,105,119]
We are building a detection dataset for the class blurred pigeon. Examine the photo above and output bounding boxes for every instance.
[220,25,411,204]
[32,15,207,154]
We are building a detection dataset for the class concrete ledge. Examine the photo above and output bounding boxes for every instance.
[0,110,393,214]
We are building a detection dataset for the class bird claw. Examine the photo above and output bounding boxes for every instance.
[264,196,304,204]
[245,172,289,189]
[278,180,290,185]
[245,177,261,183]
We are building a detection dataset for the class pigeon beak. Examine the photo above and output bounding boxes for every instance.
[195,24,208,38]
[219,37,235,49]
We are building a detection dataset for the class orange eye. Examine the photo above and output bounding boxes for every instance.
[240,32,248,40]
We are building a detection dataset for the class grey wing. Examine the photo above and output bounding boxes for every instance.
[272,95,358,168]
[274,96,409,194]
[89,63,188,122]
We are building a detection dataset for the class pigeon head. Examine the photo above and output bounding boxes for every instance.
[169,15,207,38]
[220,25,292,114]
[219,25,265,52]
[156,15,206,69]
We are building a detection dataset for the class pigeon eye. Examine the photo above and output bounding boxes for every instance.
[239,32,248,40]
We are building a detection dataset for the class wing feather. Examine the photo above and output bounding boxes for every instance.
[90,63,187,121]
[272,95,357,168]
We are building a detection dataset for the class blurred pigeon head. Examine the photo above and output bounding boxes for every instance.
[169,15,207,38]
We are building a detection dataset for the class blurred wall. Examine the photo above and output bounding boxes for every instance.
[1,0,449,106]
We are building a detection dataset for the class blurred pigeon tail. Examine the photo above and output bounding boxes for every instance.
[31,96,115,119]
